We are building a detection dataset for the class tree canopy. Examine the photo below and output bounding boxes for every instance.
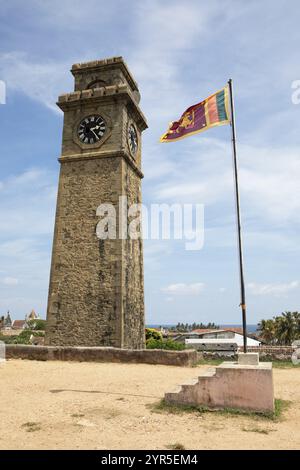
[258,311,300,345]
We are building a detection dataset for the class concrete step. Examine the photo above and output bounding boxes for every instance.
[164,361,274,413]
[166,367,217,399]
[197,367,216,379]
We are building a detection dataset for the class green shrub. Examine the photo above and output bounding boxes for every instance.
[33,331,45,337]
[0,330,45,345]
[13,330,33,344]
[146,338,185,350]
[26,319,47,331]
[0,334,19,344]
[145,328,162,342]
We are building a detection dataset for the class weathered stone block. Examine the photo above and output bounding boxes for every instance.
[93,87,104,97]
[68,91,81,101]
[238,352,259,365]
[81,89,93,99]
[58,93,69,103]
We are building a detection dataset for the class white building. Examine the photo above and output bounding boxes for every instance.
[185,328,261,348]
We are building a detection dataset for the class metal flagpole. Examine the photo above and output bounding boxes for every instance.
[228,78,247,353]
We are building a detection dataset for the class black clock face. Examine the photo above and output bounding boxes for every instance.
[128,124,138,156]
[78,115,106,144]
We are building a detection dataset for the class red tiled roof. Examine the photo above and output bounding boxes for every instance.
[191,329,218,334]
[192,327,245,335]
[12,320,26,329]
[222,327,244,335]
[192,327,257,338]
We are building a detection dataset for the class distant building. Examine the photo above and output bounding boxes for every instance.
[12,320,26,330]
[185,328,261,349]
[0,309,40,332]
[26,309,40,322]
[2,312,12,330]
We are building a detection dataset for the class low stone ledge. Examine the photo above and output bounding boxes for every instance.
[5,345,197,367]
[203,346,295,362]
[6,344,49,361]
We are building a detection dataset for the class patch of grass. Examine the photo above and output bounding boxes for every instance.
[166,442,186,450]
[150,398,291,421]
[149,400,203,415]
[273,398,291,420]
[21,422,41,432]
[242,426,271,434]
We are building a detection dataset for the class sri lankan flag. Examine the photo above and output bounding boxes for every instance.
[160,86,230,143]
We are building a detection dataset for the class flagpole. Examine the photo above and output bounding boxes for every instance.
[228,78,247,353]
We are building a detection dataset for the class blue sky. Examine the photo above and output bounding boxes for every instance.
[0,0,300,325]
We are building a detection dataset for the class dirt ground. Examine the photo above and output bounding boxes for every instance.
[0,359,299,450]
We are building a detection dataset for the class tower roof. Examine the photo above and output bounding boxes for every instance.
[71,56,139,92]
[28,309,38,320]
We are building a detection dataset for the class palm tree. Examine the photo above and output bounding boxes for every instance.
[258,312,300,345]
[293,312,300,339]
[257,319,276,344]
[274,312,298,345]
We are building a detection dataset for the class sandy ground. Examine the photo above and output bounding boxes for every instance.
[0,359,299,450]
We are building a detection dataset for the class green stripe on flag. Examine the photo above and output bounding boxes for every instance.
[216,89,227,122]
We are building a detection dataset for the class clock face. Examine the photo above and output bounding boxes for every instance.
[77,115,106,144]
[128,124,138,156]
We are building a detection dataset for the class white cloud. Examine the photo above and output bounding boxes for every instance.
[144,241,173,270]
[27,0,117,30]
[1,277,19,286]
[131,1,212,80]
[0,2,216,116]
[161,282,205,296]
[0,52,71,112]
[239,145,300,224]
[247,281,300,296]
[0,168,56,316]
[0,168,57,237]
[150,138,300,230]
[128,1,228,133]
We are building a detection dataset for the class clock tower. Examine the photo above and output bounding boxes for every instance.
[45,57,147,348]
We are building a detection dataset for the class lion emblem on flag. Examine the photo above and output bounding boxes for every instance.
[178,110,195,130]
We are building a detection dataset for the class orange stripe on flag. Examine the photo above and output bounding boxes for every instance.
[207,94,219,124]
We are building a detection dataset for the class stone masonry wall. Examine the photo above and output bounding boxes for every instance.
[45,58,147,349]
[45,156,123,347]
[201,346,296,361]
[122,161,144,349]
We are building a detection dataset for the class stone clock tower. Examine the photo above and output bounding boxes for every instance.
[45,57,147,349]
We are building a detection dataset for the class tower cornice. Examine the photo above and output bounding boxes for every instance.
[57,84,148,131]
